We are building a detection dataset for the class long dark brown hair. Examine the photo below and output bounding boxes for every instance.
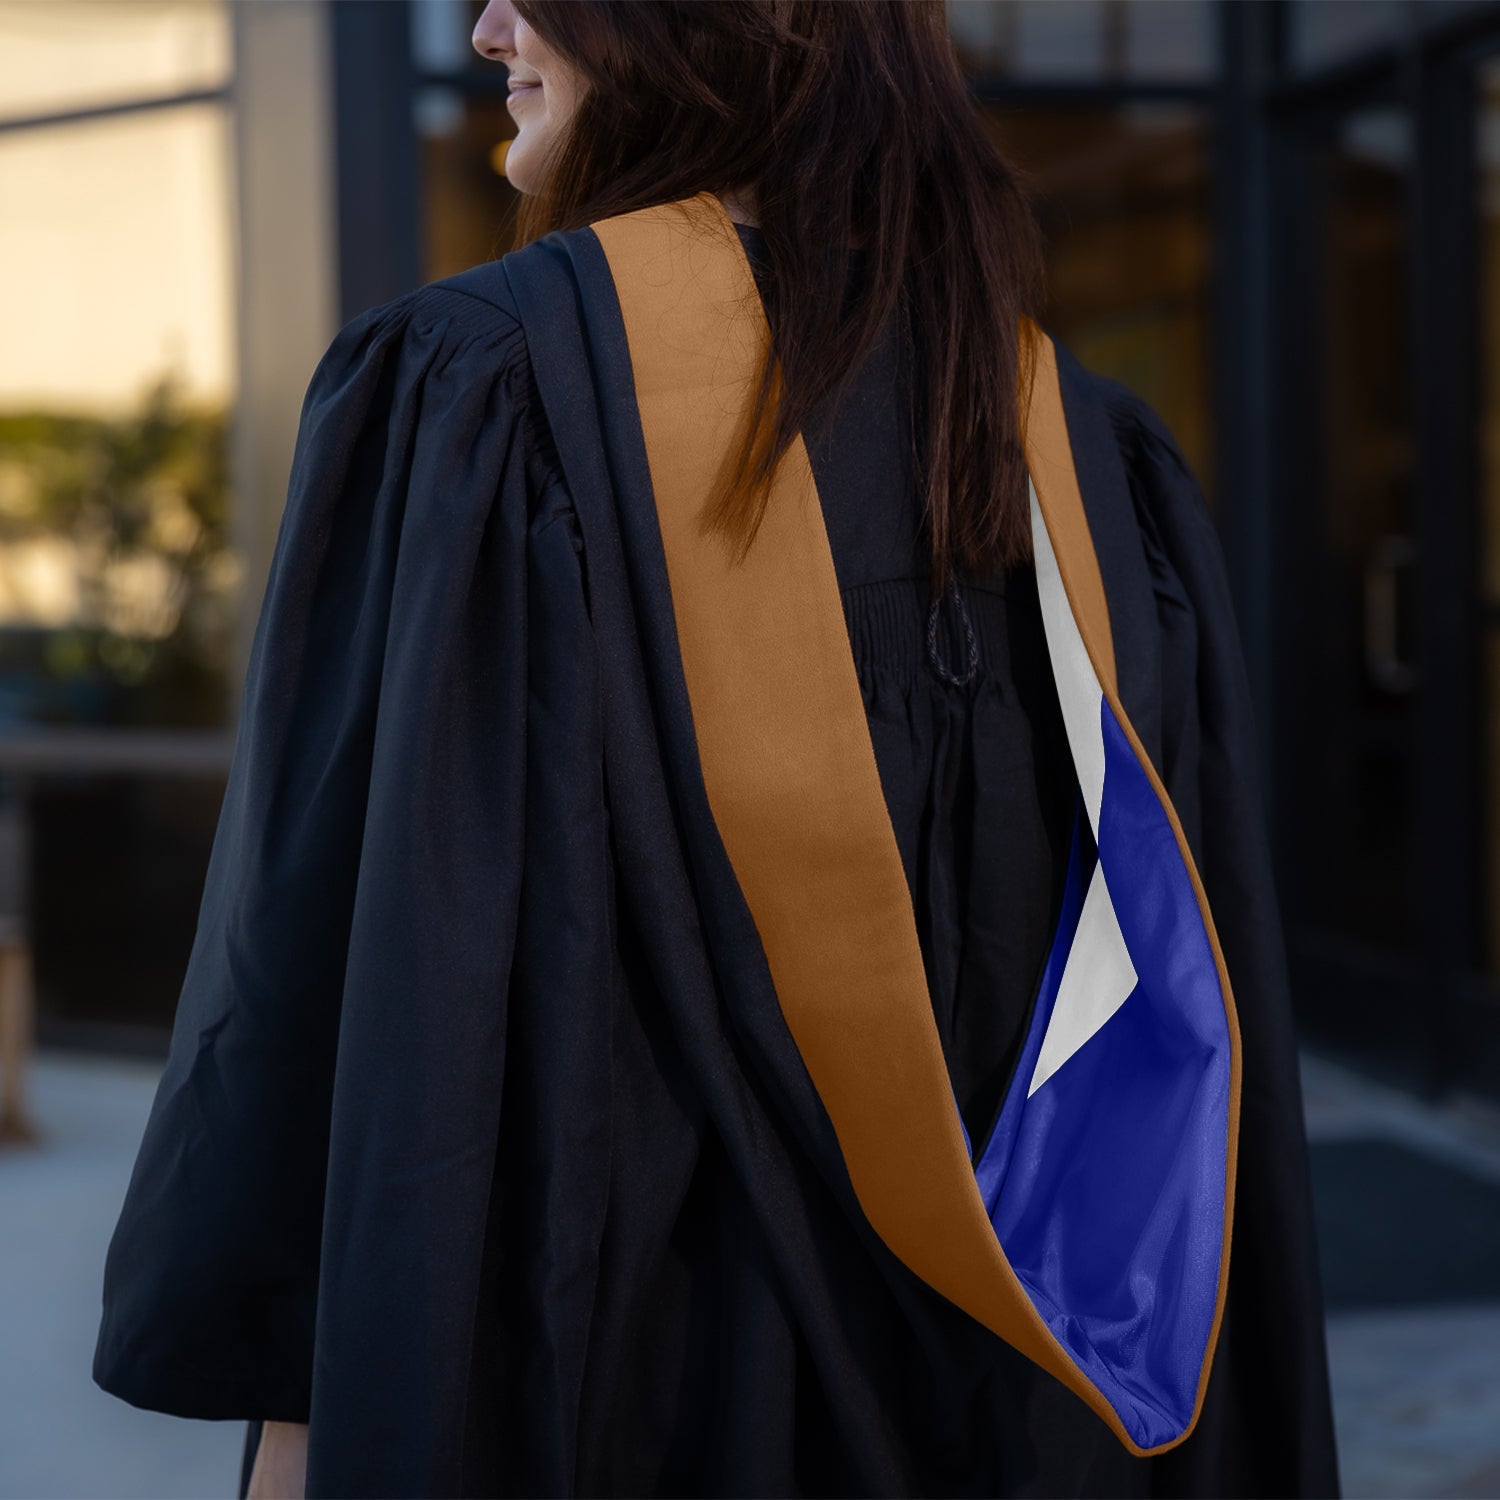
[511,0,1044,592]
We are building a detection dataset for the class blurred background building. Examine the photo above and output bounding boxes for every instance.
[3,0,1498,1103]
[4,3,1500,1497]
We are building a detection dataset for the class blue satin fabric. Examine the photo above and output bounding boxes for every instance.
[971,697,1232,1449]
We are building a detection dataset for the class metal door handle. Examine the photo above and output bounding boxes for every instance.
[1363,534,1416,694]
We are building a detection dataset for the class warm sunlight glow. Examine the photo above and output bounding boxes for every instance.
[0,103,236,413]
[0,0,230,123]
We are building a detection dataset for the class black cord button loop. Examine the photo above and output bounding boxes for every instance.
[925,574,979,687]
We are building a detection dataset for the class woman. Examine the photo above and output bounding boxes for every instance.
[93,3,1340,1497]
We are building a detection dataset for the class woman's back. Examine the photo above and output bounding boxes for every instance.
[91,208,1338,1495]
[734,220,1079,1155]
[89,0,1341,1486]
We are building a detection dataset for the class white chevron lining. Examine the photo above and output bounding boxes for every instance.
[1027,480,1138,1096]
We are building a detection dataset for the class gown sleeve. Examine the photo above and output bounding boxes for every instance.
[91,282,587,1433]
[1096,376,1342,1497]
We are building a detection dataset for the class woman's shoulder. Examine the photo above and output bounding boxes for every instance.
[312,265,528,392]
[354,235,575,355]
[301,258,567,504]
[1070,364,1222,581]
[1083,370,1208,509]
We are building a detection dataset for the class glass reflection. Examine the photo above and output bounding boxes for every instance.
[1477,57,1500,980]
[945,0,1213,82]
[0,0,230,124]
[1287,0,1405,73]
[419,90,521,280]
[1299,106,1416,952]
[987,103,1214,500]
[411,0,484,76]
[0,103,237,728]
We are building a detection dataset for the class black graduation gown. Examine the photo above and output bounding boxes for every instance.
[93,217,1340,1499]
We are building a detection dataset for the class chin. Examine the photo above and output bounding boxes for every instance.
[504,159,535,195]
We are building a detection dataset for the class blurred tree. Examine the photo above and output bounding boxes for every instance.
[0,374,237,729]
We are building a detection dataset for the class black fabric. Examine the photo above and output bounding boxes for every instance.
[96,222,1339,1500]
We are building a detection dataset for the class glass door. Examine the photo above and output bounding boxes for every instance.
[1278,39,1500,1101]
[1467,51,1500,1089]
[1274,98,1432,1084]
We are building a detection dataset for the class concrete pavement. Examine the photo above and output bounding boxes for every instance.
[3,1049,1499,1499]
